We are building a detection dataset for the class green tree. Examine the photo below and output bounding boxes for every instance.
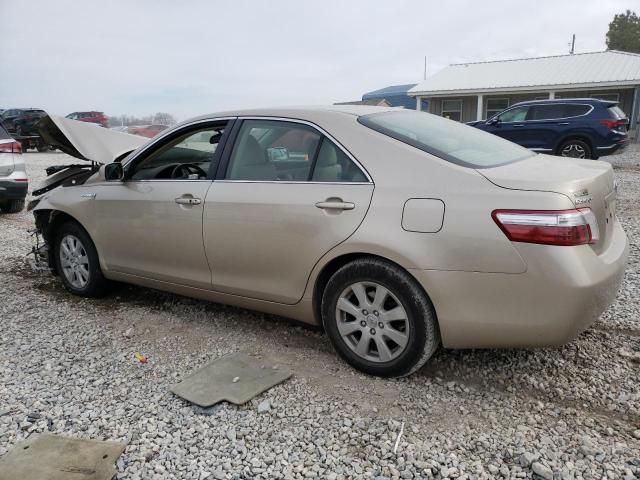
[606,10,640,53]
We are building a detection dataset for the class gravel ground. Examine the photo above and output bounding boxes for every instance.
[1,147,639,480]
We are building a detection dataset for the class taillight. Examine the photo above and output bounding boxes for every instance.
[492,209,599,246]
[600,119,626,130]
[0,141,22,154]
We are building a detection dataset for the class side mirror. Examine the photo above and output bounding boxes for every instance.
[488,117,501,126]
[104,162,124,181]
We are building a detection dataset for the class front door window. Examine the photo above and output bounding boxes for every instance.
[497,106,529,123]
[129,125,227,180]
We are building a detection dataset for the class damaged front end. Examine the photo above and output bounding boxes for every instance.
[28,115,148,268]
[27,164,99,211]
[27,226,50,271]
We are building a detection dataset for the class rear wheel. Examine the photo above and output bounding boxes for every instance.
[36,141,49,152]
[54,221,110,297]
[558,139,592,159]
[0,199,25,214]
[321,258,440,377]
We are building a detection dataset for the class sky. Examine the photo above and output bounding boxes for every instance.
[0,0,634,121]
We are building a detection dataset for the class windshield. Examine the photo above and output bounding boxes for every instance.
[358,110,535,168]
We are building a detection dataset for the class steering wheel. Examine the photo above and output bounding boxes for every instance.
[171,163,207,179]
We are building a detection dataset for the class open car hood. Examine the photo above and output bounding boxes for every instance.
[39,115,148,164]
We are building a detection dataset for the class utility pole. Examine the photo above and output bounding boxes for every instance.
[423,56,427,80]
[569,34,575,54]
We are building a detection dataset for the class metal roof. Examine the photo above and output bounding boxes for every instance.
[409,50,640,96]
[363,84,417,96]
[362,83,420,109]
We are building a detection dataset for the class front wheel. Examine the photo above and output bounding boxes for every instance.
[558,139,592,159]
[54,221,110,297]
[321,258,440,377]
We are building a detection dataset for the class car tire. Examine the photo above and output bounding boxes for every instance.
[54,221,110,297]
[0,199,25,214]
[321,258,440,377]
[558,139,592,159]
[36,142,49,152]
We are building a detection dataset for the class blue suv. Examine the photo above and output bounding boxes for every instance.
[468,98,629,159]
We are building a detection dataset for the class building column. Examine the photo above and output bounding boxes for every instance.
[476,95,484,121]
[548,91,556,99]
[416,96,422,111]
[632,86,640,142]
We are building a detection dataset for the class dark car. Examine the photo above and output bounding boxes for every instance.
[0,123,28,213]
[468,99,629,159]
[0,108,47,137]
[66,111,109,127]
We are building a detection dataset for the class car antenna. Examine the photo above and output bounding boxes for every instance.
[569,34,575,54]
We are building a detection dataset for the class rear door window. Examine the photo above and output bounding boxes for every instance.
[311,138,368,182]
[0,124,10,140]
[528,104,590,120]
[226,120,321,181]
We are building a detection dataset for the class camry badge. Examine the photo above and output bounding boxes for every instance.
[573,189,591,207]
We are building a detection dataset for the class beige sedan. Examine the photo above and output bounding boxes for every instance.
[32,106,628,377]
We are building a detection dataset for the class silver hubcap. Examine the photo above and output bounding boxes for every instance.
[59,235,90,289]
[561,143,586,158]
[336,281,409,363]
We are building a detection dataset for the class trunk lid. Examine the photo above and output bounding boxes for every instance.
[478,154,616,253]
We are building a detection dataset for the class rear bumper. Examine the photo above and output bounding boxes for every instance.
[596,139,629,157]
[0,179,28,200]
[410,220,628,349]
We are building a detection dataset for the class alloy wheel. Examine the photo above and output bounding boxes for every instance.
[59,234,90,289]
[335,281,410,363]
[561,143,586,158]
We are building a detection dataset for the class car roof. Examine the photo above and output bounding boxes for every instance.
[182,105,399,125]
[173,105,402,130]
[511,98,615,107]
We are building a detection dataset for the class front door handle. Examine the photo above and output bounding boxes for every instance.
[557,122,570,126]
[315,200,355,211]
[513,124,525,127]
[175,197,202,205]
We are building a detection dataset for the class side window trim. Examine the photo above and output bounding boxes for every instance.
[122,118,235,181]
[215,119,245,181]
[214,116,373,184]
[306,136,324,182]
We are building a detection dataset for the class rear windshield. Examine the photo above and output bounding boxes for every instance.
[608,105,627,120]
[358,110,534,168]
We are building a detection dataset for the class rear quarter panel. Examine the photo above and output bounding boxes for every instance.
[297,113,576,296]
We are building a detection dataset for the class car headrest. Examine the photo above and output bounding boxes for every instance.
[209,132,223,144]
[317,144,338,166]
[236,135,266,165]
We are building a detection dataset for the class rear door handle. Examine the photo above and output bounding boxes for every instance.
[315,201,355,211]
[175,197,202,205]
[557,122,570,126]
[513,124,525,127]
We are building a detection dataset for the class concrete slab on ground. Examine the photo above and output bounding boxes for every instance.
[0,433,125,480]
[171,352,292,406]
